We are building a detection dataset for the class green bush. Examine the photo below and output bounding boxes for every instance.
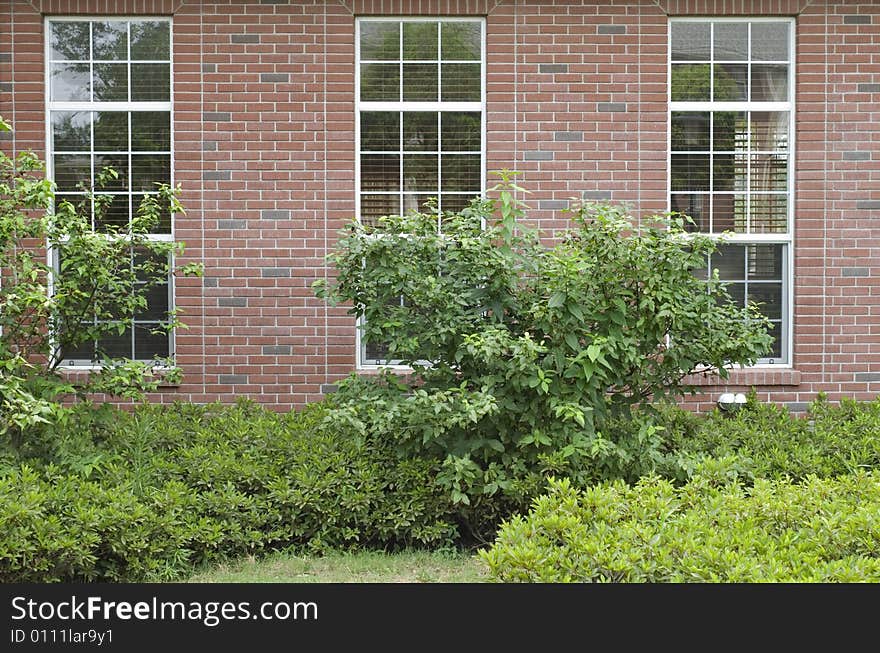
[480,471,880,582]
[0,401,458,582]
[653,393,880,482]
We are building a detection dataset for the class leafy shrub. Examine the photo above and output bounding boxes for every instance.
[480,471,880,582]
[316,172,772,525]
[0,401,458,582]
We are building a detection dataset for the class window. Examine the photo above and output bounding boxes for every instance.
[669,19,793,363]
[356,17,485,366]
[46,17,173,363]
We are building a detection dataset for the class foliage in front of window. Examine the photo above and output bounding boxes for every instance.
[0,116,202,442]
[479,471,880,582]
[315,172,772,534]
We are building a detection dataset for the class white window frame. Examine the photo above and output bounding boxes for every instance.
[668,17,795,367]
[44,16,175,368]
[355,16,486,369]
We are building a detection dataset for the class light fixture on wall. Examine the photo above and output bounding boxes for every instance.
[717,392,747,413]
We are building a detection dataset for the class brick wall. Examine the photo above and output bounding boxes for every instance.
[1,0,879,412]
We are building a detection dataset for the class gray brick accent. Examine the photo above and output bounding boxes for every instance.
[582,191,612,200]
[554,131,583,142]
[204,112,231,122]
[539,63,567,74]
[231,34,260,44]
[260,73,288,83]
[0,83,12,93]
[784,402,810,413]
[204,170,231,181]
[260,0,289,3]
[858,83,880,93]
[320,384,338,394]
[857,200,880,210]
[218,220,247,230]
[202,141,218,151]
[538,200,569,210]
[203,277,219,288]
[598,24,626,35]
[0,131,13,141]
[218,297,247,307]
[524,151,554,161]
[219,374,248,385]
[854,372,880,382]
[843,15,871,24]
[202,63,216,73]
[598,102,626,112]
[263,345,292,355]
[0,53,10,62]
[261,267,291,278]
[261,209,290,220]
[841,267,869,277]
[843,151,870,161]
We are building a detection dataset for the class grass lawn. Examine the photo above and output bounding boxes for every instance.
[185,550,490,583]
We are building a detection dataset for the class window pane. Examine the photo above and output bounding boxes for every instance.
[441,22,481,61]
[93,21,128,60]
[403,63,437,101]
[670,154,709,191]
[713,245,745,281]
[713,154,738,191]
[403,154,438,191]
[441,63,480,101]
[361,155,400,192]
[440,155,481,192]
[750,195,787,233]
[714,64,747,101]
[94,154,129,191]
[130,21,171,60]
[671,193,708,231]
[713,112,747,152]
[671,23,710,61]
[403,22,437,60]
[51,64,91,101]
[713,22,748,61]
[403,112,438,151]
[131,154,171,191]
[54,155,91,192]
[134,193,172,234]
[711,194,746,233]
[751,64,788,102]
[97,327,133,359]
[751,112,788,152]
[131,112,170,151]
[671,64,710,101]
[403,193,434,215]
[360,63,399,101]
[52,111,92,152]
[360,194,400,225]
[93,63,129,101]
[360,22,399,60]
[134,324,169,359]
[441,112,480,151]
[751,154,787,191]
[722,282,746,309]
[440,193,475,214]
[751,23,789,61]
[50,22,90,61]
[65,337,96,362]
[361,112,400,151]
[749,244,783,280]
[671,112,709,151]
[96,194,130,230]
[94,112,129,151]
[749,283,782,321]
[766,322,782,359]
[135,284,169,320]
[131,64,170,101]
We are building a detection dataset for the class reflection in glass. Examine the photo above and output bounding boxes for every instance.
[131,154,171,191]
[751,154,787,192]
[131,112,171,152]
[403,22,437,60]
[751,112,788,152]
[130,21,171,60]
[713,64,747,101]
[441,64,481,101]
[670,23,710,61]
[362,112,401,151]
[403,113,438,151]
[93,63,128,101]
[361,155,400,192]
[713,22,748,61]
[671,112,710,151]
[441,22,481,60]
[50,22,90,61]
[403,155,438,191]
[94,112,130,151]
[751,23,789,61]
[360,63,400,101]
[751,65,788,102]
[712,112,747,152]
[54,155,91,192]
[670,193,708,232]
[711,194,746,233]
[749,283,782,320]
[51,64,91,101]
[96,194,130,230]
[53,112,92,152]
[360,194,400,225]
[750,195,787,233]
[360,22,399,60]
[670,154,709,191]
[441,113,481,151]
[93,21,128,60]
[671,64,710,101]
[131,64,170,101]
[94,154,128,191]
[712,245,745,280]
[441,155,480,192]
[403,64,438,101]
[748,244,783,279]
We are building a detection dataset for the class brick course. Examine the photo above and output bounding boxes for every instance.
[2,0,879,410]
